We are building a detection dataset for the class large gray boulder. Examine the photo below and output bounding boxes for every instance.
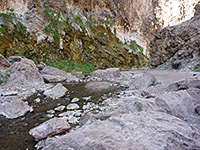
[29,117,71,141]
[41,111,200,150]
[156,88,200,119]
[89,68,121,81]
[5,58,44,87]
[0,97,33,119]
[128,72,155,90]
[167,76,200,92]
[40,66,68,83]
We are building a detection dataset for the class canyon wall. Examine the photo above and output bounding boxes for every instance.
[0,0,198,52]
[150,3,200,70]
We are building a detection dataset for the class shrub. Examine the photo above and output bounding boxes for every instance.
[43,2,68,39]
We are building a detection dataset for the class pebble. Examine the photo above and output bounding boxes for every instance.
[58,111,75,117]
[47,110,55,114]
[1,91,18,96]
[46,114,54,118]
[67,104,79,110]
[68,116,79,124]
[54,105,66,111]
[82,96,91,101]
[34,98,41,103]
[74,111,82,117]
[71,98,80,103]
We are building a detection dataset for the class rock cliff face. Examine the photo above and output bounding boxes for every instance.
[0,0,198,51]
[150,3,200,69]
[0,0,199,68]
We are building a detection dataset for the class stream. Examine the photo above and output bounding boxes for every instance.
[0,82,122,150]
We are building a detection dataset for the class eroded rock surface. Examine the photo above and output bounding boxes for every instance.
[156,88,200,119]
[6,58,44,87]
[36,70,200,150]
[128,72,155,90]
[41,111,200,150]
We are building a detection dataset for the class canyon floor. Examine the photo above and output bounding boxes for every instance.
[0,55,200,150]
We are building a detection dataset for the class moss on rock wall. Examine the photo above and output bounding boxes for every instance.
[0,24,148,69]
[0,1,148,69]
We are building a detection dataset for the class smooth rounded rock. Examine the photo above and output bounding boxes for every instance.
[67,104,79,110]
[71,98,80,103]
[54,106,66,111]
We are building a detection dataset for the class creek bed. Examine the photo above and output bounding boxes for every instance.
[0,82,122,150]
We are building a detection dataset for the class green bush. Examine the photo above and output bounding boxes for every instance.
[75,15,86,30]
[0,8,27,36]
[129,40,143,53]
[43,2,68,39]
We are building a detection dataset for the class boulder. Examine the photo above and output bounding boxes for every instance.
[42,74,67,83]
[36,62,46,71]
[5,58,44,87]
[85,81,115,92]
[40,66,68,83]
[156,88,200,119]
[0,97,33,119]
[167,77,200,92]
[29,117,71,141]
[7,56,26,63]
[41,111,200,150]
[0,54,11,70]
[128,72,155,90]
[43,83,68,99]
[65,73,80,83]
[89,68,121,80]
